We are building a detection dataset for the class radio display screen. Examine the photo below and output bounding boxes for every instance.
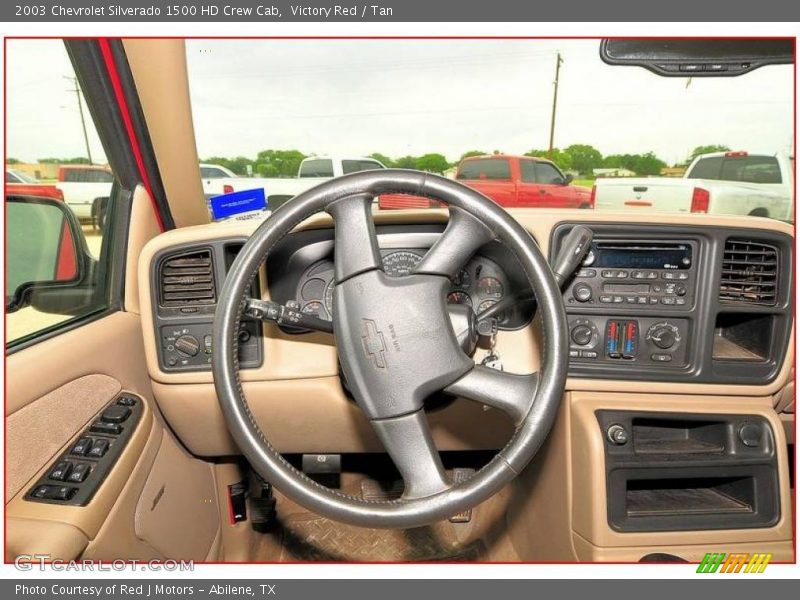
[594,244,691,270]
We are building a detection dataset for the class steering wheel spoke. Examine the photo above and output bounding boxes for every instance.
[414,207,496,279]
[445,366,539,425]
[326,194,382,283]
[371,410,451,500]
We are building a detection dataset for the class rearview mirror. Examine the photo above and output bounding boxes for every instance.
[6,195,96,314]
[600,39,793,77]
[562,173,574,185]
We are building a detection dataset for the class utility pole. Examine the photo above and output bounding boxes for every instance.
[65,76,93,165]
[548,52,563,152]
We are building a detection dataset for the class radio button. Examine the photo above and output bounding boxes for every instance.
[637,296,648,304]
[580,350,598,359]
[662,272,676,280]
[651,353,673,362]
[599,295,613,303]
[632,270,646,279]
[625,296,637,304]
[616,271,629,278]
[577,269,596,278]
[646,271,658,279]
[677,272,689,280]
[676,297,686,305]
[612,296,624,303]
[649,297,659,305]
[601,270,615,278]
[661,297,676,305]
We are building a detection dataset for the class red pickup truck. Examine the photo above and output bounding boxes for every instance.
[378,155,593,210]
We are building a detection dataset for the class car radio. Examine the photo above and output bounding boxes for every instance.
[564,241,696,310]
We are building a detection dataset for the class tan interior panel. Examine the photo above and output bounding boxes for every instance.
[5,518,89,563]
[154,378,515,456]
[124,185,163,315]
[123,38,209,228]
[134,431,220,560]
[569,392,793,551]
[5,374,121,502]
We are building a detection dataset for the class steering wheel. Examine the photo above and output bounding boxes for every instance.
[213,169,568,529]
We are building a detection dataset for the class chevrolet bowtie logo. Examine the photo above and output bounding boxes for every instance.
[361,319,387,369]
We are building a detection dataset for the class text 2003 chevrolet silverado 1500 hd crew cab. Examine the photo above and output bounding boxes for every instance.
[594,151,794,221]
[379,154,593,210]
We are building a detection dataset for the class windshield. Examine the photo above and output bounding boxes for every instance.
[181,39,792,222]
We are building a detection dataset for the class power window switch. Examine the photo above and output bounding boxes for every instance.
[70,437,93,456]
[101,405,131,424]
[66,464,91,483]
[50,486,78,501]
[31,484,54,499]
[90,421,122,435]
[48,461,73,481]
[117,396,137,407]
[87,438,110,458]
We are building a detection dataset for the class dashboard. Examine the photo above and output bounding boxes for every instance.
[144,216,792,388]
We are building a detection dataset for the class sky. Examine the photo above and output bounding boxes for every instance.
[6,39,794,167]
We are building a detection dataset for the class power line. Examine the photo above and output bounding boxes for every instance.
[64,75,93,165]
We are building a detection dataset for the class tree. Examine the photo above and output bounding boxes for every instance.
[368,153,394,168]
[37,157,90,165]
[460,150,487,161]
[688,144,730,163]
[525,148,573,171]
[201,155,253,176]
[415,153,450,174]
[253,149,306,178]
[393,155,418,169]
[563,144,603,175]
[6,157,21,164]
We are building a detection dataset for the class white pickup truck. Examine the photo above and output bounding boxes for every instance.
[205,156,386,209]
[593,152,793,221]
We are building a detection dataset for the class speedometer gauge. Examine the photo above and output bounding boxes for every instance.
[382,250,423,277]
[476,276,504,299]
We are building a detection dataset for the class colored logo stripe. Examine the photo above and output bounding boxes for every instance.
[697,552,771,573]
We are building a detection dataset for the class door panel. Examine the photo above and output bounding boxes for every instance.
[6,374,121,501]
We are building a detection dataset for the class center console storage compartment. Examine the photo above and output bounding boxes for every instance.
[712,313,773,361]
[599,410,780,532]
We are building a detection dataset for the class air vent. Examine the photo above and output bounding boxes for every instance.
[159,249,216,306]
[719,239,778,305]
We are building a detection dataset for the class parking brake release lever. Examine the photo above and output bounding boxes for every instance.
[244,298,334,334]
[550,225,593,287]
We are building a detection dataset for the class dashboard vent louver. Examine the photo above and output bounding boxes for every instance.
[159,249,216,306]
[719,239,778,306]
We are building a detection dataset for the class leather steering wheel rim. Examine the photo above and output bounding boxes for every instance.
[213,169,568,529]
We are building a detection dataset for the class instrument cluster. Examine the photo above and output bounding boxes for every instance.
[295,249,510,321]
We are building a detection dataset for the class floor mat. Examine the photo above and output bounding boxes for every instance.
[278,514,486,562]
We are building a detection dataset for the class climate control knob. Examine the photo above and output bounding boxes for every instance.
[174,334,200,357]
[571,325,593,346]
[647,323,680,350]
[573,283,593,303]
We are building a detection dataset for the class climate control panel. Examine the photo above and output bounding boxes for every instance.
[569,316,689,367]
